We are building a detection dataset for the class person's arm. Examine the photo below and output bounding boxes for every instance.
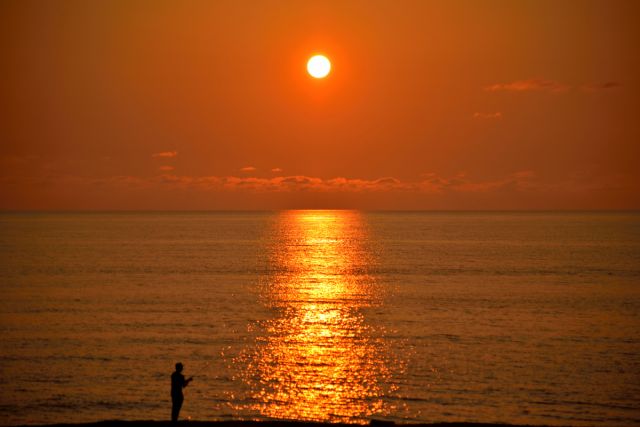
[183,377,193,388]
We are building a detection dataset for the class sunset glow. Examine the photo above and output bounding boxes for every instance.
[1,2,639,425]
[0,2,638,210]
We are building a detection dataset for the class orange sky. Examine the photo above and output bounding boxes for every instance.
[1,0,639,210]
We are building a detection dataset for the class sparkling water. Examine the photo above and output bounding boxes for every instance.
[1,211,638,426]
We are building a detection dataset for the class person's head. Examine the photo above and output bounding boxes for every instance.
[175,362,183,372]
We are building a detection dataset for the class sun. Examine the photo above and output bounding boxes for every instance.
[307,55,331,79]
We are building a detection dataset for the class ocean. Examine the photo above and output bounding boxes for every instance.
[0,211,639,426]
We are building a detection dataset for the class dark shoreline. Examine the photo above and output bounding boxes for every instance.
[7,420,568,427]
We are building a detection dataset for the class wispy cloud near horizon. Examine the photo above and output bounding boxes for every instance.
[580,81,622,91]
[111,171,542,195]
[152,151,178,158]
[485,79,622,94]
[485,78,570,93]
[2,169,637,210]
[473,112,502,119]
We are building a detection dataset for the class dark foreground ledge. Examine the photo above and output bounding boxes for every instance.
[8,420,567,427]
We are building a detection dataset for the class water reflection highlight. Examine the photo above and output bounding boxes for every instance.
[240,210,396,422]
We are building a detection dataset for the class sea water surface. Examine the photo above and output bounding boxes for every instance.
[0,211,639,426]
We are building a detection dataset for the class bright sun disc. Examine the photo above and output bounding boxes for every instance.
[307,55,331,78]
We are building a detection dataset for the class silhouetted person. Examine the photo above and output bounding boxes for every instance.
[171,362,192,423]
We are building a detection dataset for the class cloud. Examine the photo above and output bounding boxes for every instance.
[473,112,503,119]
[418,171,537,193]
[374,177,401,186]
[271,168,283,173]
[34,171,546,196]
[240,166,256,172]
[485,79,621,94]
[5,169,635,210]
[484,78,569,92]
[152,151,178,158]
[195,172,541,194]
[279,175,320,185]
[150,174,407,193]
[156,174,221,190]
[581,81,621,91]
[90,175,150,189]
[159,165,175,172]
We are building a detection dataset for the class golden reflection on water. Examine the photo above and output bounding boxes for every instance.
[242,210,395,422]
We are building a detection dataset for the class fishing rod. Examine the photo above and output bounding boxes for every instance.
[189,360,211,379]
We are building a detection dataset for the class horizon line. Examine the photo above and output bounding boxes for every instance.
[1,209,639,214]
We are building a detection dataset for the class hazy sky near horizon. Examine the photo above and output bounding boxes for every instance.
[1,0,639,210]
